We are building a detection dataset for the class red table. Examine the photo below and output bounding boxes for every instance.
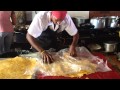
[36,52,120,79]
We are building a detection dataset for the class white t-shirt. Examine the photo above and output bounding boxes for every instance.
[28,11,78,38]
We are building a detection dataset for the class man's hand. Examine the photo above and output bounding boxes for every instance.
[69,45,77,57]
[69,32,79,57]
[40,51,54,64]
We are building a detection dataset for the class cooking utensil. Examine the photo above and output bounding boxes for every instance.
[90,17,106,29]
[87,43,102,51]
[106,16,119,28]
[104,41,118,53]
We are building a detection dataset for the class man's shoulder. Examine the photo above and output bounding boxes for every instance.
[63,14,72,24]
[65,14,71,20]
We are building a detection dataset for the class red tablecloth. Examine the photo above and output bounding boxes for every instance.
[36,52,120,79]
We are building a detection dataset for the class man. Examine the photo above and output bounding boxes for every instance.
[26,11,79,64]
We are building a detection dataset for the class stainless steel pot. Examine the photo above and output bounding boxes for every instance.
[106,16,119,28]
[90,17,106,29]
[104,41,118,52]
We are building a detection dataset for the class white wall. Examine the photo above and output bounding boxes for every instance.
[25,11,41,21]
[68,11,89,19]
[25,11,89,21]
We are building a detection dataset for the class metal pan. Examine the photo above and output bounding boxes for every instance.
[87,43,102,51]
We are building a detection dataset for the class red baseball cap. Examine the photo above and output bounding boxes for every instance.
[51,11,67,20]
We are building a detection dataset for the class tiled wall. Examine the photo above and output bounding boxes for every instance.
[89,11,120,18]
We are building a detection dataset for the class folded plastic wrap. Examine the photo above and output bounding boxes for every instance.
[21,46,112,78]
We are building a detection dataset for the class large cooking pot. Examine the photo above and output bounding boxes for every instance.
[106,16,119,28]
[72,17,87,27]
[90,17,106,29]
[104,41,118,53]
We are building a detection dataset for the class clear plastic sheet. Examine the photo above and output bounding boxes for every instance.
[63,46,112,72]
[21,46,112,78]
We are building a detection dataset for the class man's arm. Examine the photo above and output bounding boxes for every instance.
[69,31,79,56]
[26,33,54,63]
[26,33,44,53]
[64,14,79,47]
[64,14,80,56]
[70,31,79,47]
